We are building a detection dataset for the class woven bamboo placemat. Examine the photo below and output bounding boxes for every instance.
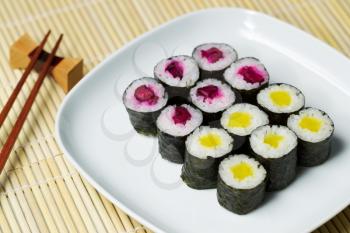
[0,0,349,232]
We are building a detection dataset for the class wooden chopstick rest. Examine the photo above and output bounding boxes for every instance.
[9,33,83,93]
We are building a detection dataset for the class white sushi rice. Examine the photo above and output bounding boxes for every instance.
[287,108,334,143]
[190,79,236,113]
[219,154,266,189]
[221,103,269,136]
[186,126,233,159]
[224,57,269,90]
[156,104,203,137]
[154,55,199,87]
[192,43,237,71]
[123,77,168,112]
[257,83,304,113]
[250,125,297,158]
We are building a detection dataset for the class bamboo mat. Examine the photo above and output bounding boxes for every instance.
[0,0,349,232]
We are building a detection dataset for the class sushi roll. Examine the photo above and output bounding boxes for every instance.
[257,83,305,125]
[192,43,237,80]
[224,57,269,104]
[156,104,203,164]
[217,154,267,215]
[220,103,269,151]
[154,55,199,103]
[249,125,297,191]
[190,79,236,125]
[287,107,334,166]
[181,126,233,189]
[123,77,168,135]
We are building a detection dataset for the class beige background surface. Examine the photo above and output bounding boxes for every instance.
[0,0,349,232]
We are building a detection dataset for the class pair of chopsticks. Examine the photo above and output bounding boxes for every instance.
[0,31,63,174]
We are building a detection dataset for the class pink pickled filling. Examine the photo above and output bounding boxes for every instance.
[134,85,158,105]
[172,106,191,125]
[237,66,265,84]
[201,47,224,63]
[165,61,183,79]
[196,85,220,100]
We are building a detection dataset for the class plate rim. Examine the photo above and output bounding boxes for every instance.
[55,7,350,233]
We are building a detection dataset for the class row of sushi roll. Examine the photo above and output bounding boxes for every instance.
[122,42,334,215]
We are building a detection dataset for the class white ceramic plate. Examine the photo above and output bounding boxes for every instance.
[56,8,350,233]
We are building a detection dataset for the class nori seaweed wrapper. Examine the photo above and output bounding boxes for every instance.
[158,131,186,164]
[181,149,226,189]
[227,133,246,151]
[237,82,268,104]
[181,162,217,189]
[297,135,333,167]
[207,118,222,128]
[233,88,243,104]
[202,111,223,126]
[258,106,299,126]
[218,110,247,150]
[199,68,226,80]
[167,95,190,106]
[250,147,297,191]
[126,108,161,136]
[234,140,251,154]
[217,175,266,215]
[161,84,191,102]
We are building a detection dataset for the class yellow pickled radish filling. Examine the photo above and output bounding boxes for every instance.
[199,133,222,148]
[228,112,252,128]
[264,133,284,148]
[269,90,292,107]
[299,116,323,132]
[230,162,254,181]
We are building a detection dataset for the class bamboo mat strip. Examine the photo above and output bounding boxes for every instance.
[0,0,349,232]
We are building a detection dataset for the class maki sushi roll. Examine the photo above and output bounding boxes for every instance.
[217,154,267,215]
[190,79,236,125]
[156,104,203,164]
[181,126,233,189]
[224,57,269,104]
[257,83,305,125]
[123,77,168,135]
[287,107,334,166]
[154,55,199,103]
[249,125,297,191]
[220,103,269,151]
[192,43,237,80]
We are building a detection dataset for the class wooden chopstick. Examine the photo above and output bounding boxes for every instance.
[0,34,63,174]
[0,30,51,127]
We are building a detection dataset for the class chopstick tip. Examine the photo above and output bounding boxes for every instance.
[57,34,64,44]
[45,30,51,37]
